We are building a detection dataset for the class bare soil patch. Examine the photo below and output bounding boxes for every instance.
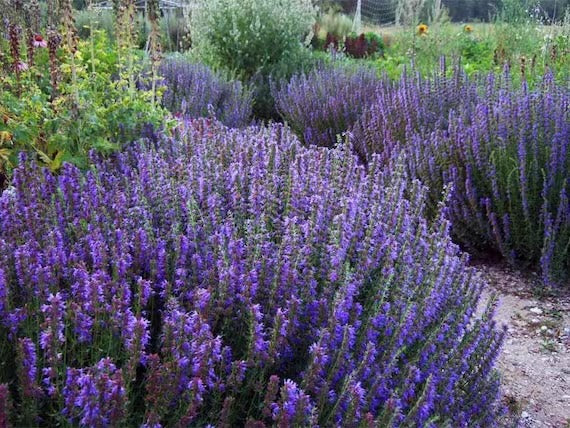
[474,262,570,427]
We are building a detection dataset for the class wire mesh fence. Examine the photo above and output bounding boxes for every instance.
[323,0,570,28]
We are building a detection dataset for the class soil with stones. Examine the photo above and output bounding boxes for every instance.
[474,261,570,427]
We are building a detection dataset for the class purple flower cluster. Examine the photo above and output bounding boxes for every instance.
[0,121,503,426]
[17,337,39,398]
[352,63,480,164]
[63,358,126,426]
[353,67,569,284]
[159,58,253,128]
[273,65,381,147]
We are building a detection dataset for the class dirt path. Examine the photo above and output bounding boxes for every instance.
[475,263,570,427]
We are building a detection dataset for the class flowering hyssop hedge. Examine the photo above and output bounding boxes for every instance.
[273,65,380,148]
[0,121,503,426]
[353,69,570,284]
[159,58,253,128]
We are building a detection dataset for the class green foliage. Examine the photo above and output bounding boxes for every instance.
[75,9,189,52]
[190,0,318,79]
[0,29,168,180]
[375,22,569,83]
[316,7,353,40]
[75,9,116,41]
[365,31,384,47]
[160,13,191,52]
[498,0,534,24]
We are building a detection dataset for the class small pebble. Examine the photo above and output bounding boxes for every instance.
[521,411,530,418]
[530,307,543,315]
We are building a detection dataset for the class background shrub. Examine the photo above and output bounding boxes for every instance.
[376,22,569,83]
[273,65,380,147]
[344,32,384,58]
[0,25,166,180]
[190,0,317,79]
[159,57,253,127]
[315,6,353,41]
[0,121,503,426]
[75,9,116,41]
[159,13,191,52]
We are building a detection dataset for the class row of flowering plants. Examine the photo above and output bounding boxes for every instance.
[274,61,480,159]
[276,61,569,286]
[158,57,253,128]
[353,68,570,285]
[272,65,381,147]
[351,61,481,164]
[399,73,570,285]
[0,120,504,426]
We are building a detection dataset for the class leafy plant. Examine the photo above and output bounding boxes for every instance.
[0,19,167,185]
[315,7,353,41]
[190,0,317,79]
[345,32,384,58]
[375,22,569,84]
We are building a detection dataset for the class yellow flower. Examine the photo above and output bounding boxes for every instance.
[464,25,473,33]
[417,24,428,36]
[0,131,13,143]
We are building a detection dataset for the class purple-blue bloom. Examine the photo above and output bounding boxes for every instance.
[159,58,253,128]
[0,119,503,426]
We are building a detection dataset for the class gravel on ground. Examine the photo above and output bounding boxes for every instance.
[474,262,570,427]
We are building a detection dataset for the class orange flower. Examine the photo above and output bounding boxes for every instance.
[417,24,428,36]
[464,25,473,33]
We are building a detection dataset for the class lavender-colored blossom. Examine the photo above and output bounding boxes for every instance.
[0,268,6,318]
[271,379,315,426]
[17,338,39,398]
[273,65,380,148]
[0,119,502,425]
[159,58,253,128]
[15,60,28,71]
[62,358,126,427]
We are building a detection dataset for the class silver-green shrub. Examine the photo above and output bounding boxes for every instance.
[191,0,318,78]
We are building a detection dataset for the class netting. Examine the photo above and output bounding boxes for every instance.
[360,0,398,26]
[335,0,398,30]
[340,0,521,28]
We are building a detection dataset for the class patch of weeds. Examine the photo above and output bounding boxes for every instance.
[540,339,558,353]
[545,308,563,320]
